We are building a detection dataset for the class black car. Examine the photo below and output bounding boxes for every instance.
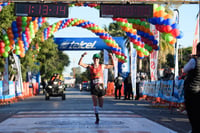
[82,82,91,91]
[45,79,65,100]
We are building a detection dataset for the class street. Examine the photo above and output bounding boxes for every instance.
[0,87,191,133]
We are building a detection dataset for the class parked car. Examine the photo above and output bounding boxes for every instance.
[82,81,91,91]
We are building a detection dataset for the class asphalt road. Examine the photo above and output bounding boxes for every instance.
[0,87,191,133]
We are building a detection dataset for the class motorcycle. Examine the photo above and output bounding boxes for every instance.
[45,79,66,100]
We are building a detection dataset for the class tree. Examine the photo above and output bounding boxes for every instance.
[0,3,17,79]
[0,4,70,81]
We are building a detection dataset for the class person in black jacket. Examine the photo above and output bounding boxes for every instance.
[183,42,200,133]
[114,74,123,99]
[124,73,133,100]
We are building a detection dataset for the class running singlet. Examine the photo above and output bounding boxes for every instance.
[90,64,104,84]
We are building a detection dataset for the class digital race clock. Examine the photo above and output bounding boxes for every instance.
[14,2,68,18]
[100,4,153,18]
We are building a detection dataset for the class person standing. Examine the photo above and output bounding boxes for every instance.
[78,52,114,124]
[114,74,123,99]
[124,73,133,100]
[183,42,200,133]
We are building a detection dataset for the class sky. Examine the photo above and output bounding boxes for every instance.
[47,4,199,75]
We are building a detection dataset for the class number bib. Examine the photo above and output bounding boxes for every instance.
[92,78,103,84]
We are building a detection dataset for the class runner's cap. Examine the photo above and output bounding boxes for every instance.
[93,53,100,58]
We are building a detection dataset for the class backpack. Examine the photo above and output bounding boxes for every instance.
[115,76,123,86]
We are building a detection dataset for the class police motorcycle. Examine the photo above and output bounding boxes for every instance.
[45,78,66,100]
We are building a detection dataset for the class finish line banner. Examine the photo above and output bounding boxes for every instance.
[54,37,124,51]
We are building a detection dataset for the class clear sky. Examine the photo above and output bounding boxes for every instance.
[47,4,199,75]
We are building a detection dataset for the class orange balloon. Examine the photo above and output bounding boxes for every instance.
[153,11,159,17]
[169,38,176,45]
[138,51,144,58]
[20,52,25,58]
[164,14,172,19]
[27,17,32,22]
[157,10,165,17]
[7,28,13,34]
[9,45,13,50]
[8,33,14,40]
[20,47,25,52]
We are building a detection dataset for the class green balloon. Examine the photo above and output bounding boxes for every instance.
[22,21,27,27]
[141,21,146,26]
[15,50,20,55]
[22,17,27,22]
[135,19,141,25]
[5,45,10,52]
[2,52,8,58]
[3,35,9,41]
[5,40,10,45]
[144,50,149,56]
[15,45,20,50]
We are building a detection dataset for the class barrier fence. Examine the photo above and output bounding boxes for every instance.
[106,79,185,109]
[1,80,185,110]
[0,81,39,105]
[139,79,185,103]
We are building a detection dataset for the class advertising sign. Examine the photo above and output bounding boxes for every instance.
[54,37,124,51]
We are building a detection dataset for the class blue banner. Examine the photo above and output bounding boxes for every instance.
[54,37,125,51]
[118,40,129,78]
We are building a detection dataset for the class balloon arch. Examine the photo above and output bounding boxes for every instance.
[0,2,183,63]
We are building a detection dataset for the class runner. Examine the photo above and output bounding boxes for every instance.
[78,52,114,124]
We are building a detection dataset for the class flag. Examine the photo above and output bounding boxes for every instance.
[3,57,9,95]
[192,12,199,55]
[130,42,137,97]
[150,24,159,81]
[103,49,109,89]
[173,9,179,79]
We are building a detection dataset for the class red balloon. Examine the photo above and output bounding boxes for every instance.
[171,29,180,37]
[0,41,5,48]
[0,48,5,54]
[164,25,172,33]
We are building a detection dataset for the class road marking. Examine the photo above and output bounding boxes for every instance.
[0,111,177,133]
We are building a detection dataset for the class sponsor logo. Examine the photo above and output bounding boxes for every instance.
[59,41,97,49]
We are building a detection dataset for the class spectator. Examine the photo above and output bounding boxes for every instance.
[183,42,200,133]
[162,68,174,81]
[124,73,133,100]
[135,72,146,100]
[114,73,123,99]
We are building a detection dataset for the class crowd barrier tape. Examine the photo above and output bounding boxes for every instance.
[0,81,39,105]
[139,79,185,108]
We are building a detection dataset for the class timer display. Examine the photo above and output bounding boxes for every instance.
[15,3,68,18]
[100,4,153,18]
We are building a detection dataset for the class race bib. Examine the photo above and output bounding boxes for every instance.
[92,78,102,84]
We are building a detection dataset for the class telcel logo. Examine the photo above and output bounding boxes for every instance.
[60,41,96,49]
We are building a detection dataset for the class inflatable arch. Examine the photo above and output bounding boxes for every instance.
[0,2,183,61]
[42,18,126,63]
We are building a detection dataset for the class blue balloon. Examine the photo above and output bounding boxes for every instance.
[137,37,141,42]
[32,17,36,21]
[153,40,158,45]
[2,3,8,6]
[138,56,144,59]
[149,35,154,41]
[132,35,137,40]
[38,17,43,23]
[163,19,173,25]
[171,23,179,29]
[177,31,184,39]
[157,17,164,25]
[12,21,17,28]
